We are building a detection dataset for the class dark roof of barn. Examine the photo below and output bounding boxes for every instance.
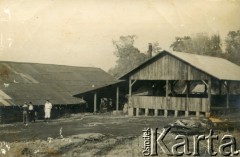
[119,50,240,81]
[0,61,117,106]
[74,80,125,96]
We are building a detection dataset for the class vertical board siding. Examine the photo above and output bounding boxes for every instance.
[131,96,208,112]
[130,54,210,80]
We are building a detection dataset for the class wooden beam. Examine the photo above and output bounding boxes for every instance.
[173,80,178,86]
[116,86,119,111]
[131,80,137,87]
[182,80,192,94]
[202,80,208,87]
[222,81,227,88]
[94,92,97,113]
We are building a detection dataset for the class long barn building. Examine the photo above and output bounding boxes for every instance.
[120,50,240,117]
[0,62,118,123]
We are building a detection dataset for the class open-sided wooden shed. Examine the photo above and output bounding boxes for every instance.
[120,50,240,117]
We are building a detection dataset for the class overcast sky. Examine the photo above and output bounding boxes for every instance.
[0,0,239,71]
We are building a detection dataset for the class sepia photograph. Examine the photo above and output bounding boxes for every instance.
[0,0,240,156]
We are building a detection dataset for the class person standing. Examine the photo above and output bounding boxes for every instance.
[28,102,35,122]
[22,102,28,126]
[44,100,52,122]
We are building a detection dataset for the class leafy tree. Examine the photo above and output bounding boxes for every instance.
[152,42,162,56]
[170,33,222,57]
[170,36,192,53]
[225,30,240,65]
[109,35,148,78]
[208,34,222,56]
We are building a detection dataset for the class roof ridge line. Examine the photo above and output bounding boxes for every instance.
[0,60,101,69]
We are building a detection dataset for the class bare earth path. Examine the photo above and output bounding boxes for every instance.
[0,114,174,142]
[0,114,176,156]
[0,114,240,156]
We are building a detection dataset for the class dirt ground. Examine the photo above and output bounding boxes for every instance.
[0,113,240,157]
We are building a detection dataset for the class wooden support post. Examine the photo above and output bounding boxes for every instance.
[94,92,97,113]
[166,80,169,97]
[128,108,134,116]
[145,108,149,116]
[170,81,174,96]
[116,86,119,111]
[174,110,178,117]
[154,109,158,116]
[196,111,200,117]
[58,105,61,118]
[128,79,132,115]
[186,81,190,97]
[204,84,207,94]
[164,80,169,118]
[164,110,168,117]
[0,107,2,124]
[129,79,132,97]
[219,81,222,95]
[186,81,190,114]
[165,80,169,109]
[226,82,230,109]
[136,108,139,116]
[206,79,211,117]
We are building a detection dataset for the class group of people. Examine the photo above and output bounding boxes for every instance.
[22,100,53,126]
[22,102,35,125]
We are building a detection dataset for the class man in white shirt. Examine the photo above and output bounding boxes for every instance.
[44,100,52,122]
[28,102,35,122]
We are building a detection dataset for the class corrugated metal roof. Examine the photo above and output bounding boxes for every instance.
[168,51,240,81]
[120,50,240,81]
[0,62,117,106]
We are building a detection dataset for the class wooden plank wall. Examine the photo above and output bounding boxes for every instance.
[131,96,208,112]
[130,54,210,80]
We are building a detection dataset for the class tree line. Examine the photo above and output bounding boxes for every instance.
[109,30,240,78]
